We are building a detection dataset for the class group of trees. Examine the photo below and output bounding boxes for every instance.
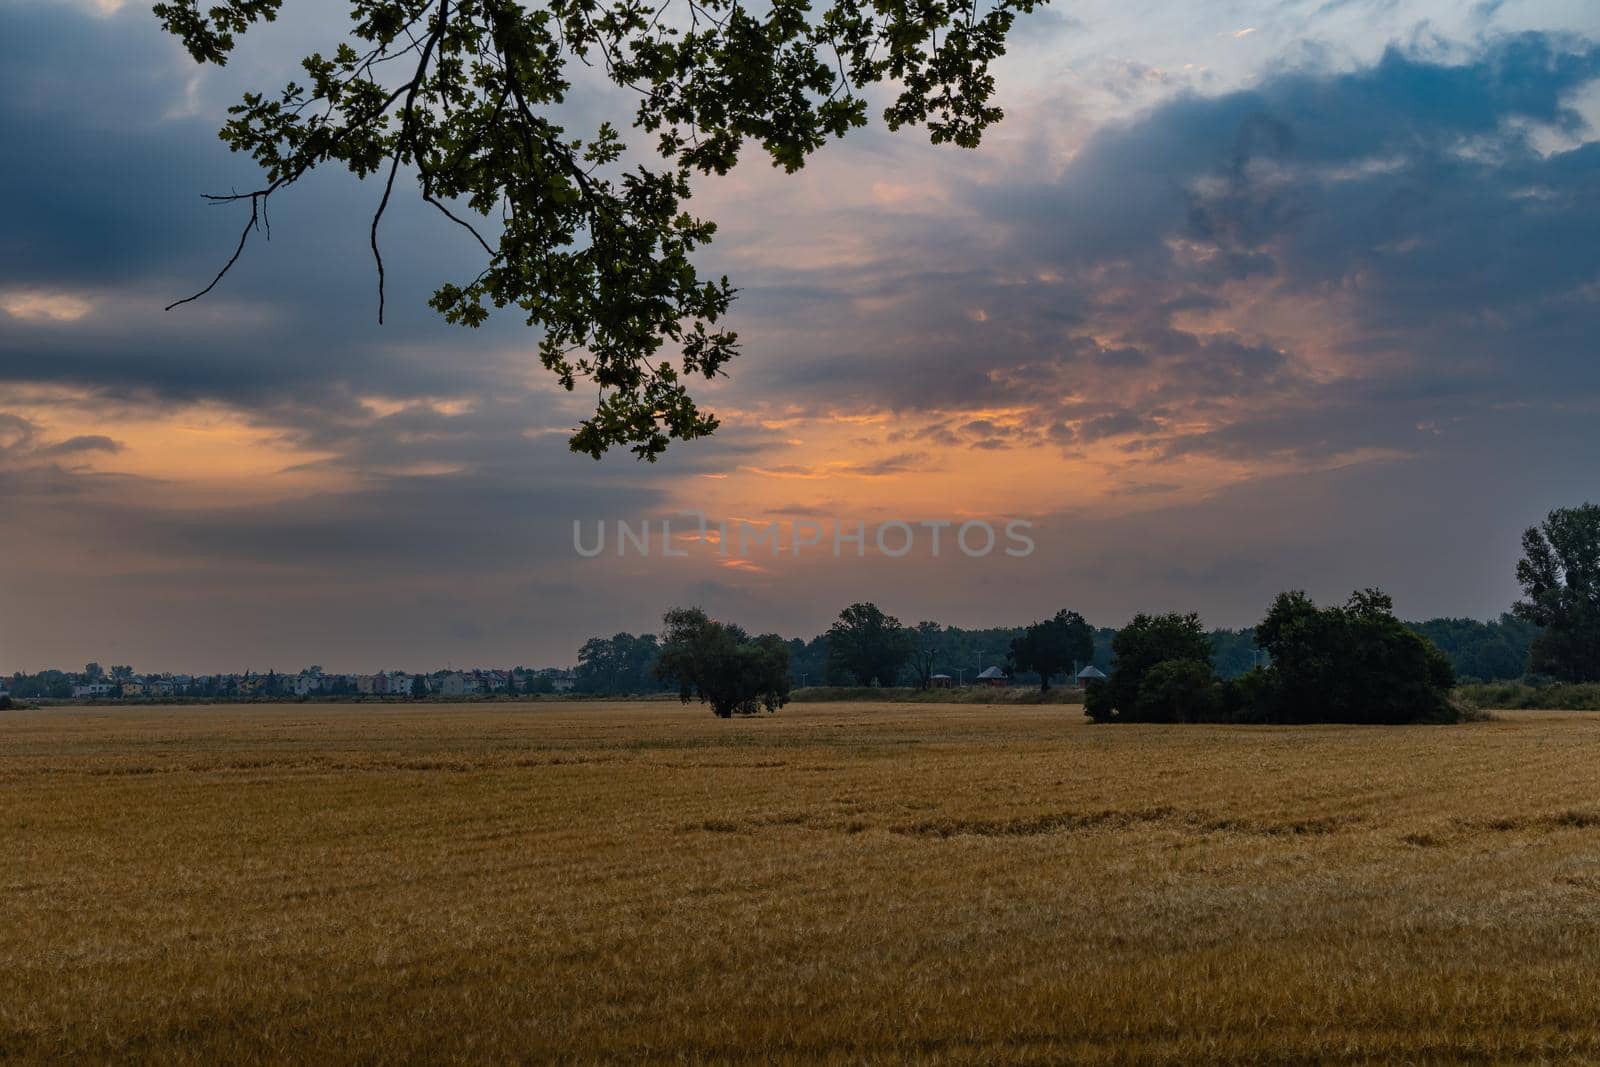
[1405,616,1540,684]
[653,591,1463,723]
[573,634,669,695]
[574,606,1114,694]
[1083,591,1457,725]
[1008,610,1094,692]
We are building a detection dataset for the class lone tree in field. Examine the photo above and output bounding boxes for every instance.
[1513,503,1600,681]
[1008,609,1093,692]
[826,602,914,686]
[155,0,1047,459]
[653,607,790,717]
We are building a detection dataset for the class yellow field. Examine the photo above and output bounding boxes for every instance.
[5,701,1600,1063]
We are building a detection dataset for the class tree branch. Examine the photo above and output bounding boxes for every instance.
[371,0,452,324]
[164,193,261,311]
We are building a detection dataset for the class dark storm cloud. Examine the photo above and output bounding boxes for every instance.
[727,33,1600,466]
[0,2,553,418]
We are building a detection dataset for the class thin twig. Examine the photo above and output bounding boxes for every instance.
[370,0,453,323]
[165,195,260,311]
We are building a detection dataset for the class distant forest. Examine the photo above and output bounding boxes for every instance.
[569,613,1542,695]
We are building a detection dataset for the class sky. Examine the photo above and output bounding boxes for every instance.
[2,0,1599,673]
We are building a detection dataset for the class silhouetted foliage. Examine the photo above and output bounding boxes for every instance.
[826,602,914,686]
[1514,503,1600,681]
[1406,615,1538,681]
[156,0,1045,458]
[1084,612,1212,722]
[654,607,790,717]
[1253,589,1456,724]
[575,632,667,694]
[1087,592,1457,725]
[1008,609,1094,692]
[1135,659,1219,723]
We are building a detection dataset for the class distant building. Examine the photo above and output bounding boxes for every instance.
[1075,665,1107,687]
[930,674,955,689]
[529,667,574,692]
[438,673,477,697]
[72,682,117,699]
[977,666,1009,687]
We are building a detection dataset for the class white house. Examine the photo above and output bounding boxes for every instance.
[72,682,117,699]
[438,673,477,697]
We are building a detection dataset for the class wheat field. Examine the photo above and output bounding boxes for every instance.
[4,700,1600,1063]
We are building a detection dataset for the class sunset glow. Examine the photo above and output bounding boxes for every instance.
[3,0,1598,672]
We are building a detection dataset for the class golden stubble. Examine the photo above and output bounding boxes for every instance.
[3,702,1600,1063]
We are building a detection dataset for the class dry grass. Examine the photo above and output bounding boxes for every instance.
[4,701,1600,1064]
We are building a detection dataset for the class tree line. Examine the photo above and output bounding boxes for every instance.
[572,604,1548,696]
[13,506,1597,719]
[647,504,1600,721]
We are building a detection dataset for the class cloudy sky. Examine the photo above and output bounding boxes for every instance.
[3,0,1599,673]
